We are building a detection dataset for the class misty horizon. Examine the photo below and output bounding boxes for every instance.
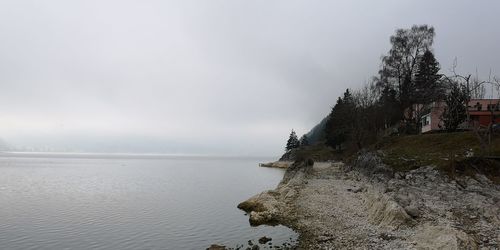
[1,1,499,156]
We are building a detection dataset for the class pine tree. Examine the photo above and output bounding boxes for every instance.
[325,89,355,150]
[299,135,310,147]
[442,83,467,132]
[378,85,401,128]
[285,130,300,151]
[414,50,442,104]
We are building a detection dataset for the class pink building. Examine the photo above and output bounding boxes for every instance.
[420,101,446,133]
[420,99,500,133]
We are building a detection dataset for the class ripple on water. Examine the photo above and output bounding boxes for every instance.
[0,155,298,249]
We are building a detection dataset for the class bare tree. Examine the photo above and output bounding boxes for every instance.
[378,25,435,116]
[493,76,500,99]
[350,81,383,149]
[470,76,486,99]
[356,80,380,108]
[442,61,499,155]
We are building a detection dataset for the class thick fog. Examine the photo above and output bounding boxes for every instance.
[0,0,499,156]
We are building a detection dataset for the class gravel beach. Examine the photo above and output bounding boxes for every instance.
[239,157,500,249]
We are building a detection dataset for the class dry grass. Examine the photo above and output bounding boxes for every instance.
[294,144,339,162]
[292,131,500,183]
[374,131,500,183]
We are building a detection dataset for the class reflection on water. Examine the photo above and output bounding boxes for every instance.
[0,153,297,249]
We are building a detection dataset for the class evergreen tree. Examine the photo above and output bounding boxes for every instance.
[412,50,443,132]
[442,83,467,132]
[325,97,344,149]
[285,130,300,151]
[325,89,355,150]
[299,135,310,147]
[414,50,442,104]
[378,85,401,128]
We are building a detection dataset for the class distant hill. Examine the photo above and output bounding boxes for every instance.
[305,115,329,145]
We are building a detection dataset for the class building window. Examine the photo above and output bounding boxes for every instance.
[475,102,482,111]
[421,116,430,126]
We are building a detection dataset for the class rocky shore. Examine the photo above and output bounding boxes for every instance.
[259,161,293,169]
[238,153,500,249]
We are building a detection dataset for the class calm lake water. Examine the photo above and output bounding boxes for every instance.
[0,153,296,249]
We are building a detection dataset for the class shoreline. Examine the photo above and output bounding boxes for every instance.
[238,155,500,249]
[259,161,293,169]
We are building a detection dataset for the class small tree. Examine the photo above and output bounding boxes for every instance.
[441,83,467,132]
[285,130,300,151]
[300,135,310,147]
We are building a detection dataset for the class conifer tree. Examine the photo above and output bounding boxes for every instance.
[442,83,467,132]
[414,50,442,104]
[325,89,355,150]
[285,130,300,151]
[300,135,310,147]
[378,85,401,128]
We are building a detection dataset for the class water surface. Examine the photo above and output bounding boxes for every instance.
[0,153,296,249]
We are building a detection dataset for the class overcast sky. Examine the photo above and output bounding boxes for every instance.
[0,0,499,156]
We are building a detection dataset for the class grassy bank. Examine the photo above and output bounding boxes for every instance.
[374,132,500,183]
[376,132,499,169]
[290,131,500,183]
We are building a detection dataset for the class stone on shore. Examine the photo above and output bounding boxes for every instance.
[413,225,478,249]
[365,191,412,229]
[238,161,312,226]
[206,244,226,250]
[259,161,292,169]
[258,236,272,244]
[237,191,281,225]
